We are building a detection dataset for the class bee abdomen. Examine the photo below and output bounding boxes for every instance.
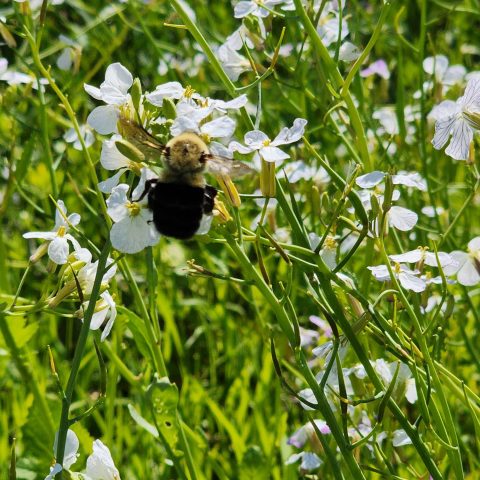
[148,182,206,239]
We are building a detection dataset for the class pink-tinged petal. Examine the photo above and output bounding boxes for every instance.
[398,272,426,292]
[201,116,236,138]
[388,206,418,231]
[457,261,480,286]
[356,170,385,188]
[360,59,390,79]
[84,83,103,100]
[48,237,69,264]
[87,105,119,135]
[260,145,290,163]
[103,62,133,95]
[272,118,307,146]
[445,119,473,160]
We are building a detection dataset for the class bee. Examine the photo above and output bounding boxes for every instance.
[118,117,253,239]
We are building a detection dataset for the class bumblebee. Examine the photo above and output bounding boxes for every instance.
[119,118,252,239]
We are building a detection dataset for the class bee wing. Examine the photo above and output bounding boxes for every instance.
[117,116,168,159]
[205,153,255,179]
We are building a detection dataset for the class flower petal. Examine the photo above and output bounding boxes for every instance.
[445,118,473,160]
[87,105,119,135]
[457,260,480,286]
[388,206,418,231]
[48,237,69,264]
[260,145,290,163]
[106,184,129,222]
[201,116,236,139]
[101,135,131,170]
[356,171,385,188]
[272,118,307,146]
[398,272,426,292]
[110,215,160,254]
[103,62,133,96]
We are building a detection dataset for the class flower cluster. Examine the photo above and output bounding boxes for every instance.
[85,62,307,253]
[23,200,117,341]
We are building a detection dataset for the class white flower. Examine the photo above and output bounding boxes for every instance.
[368,264,426,292]
[443,237,480,286]
[431,77,480,160]
[85,63,133,135]
[146,81,202,107]
[63,125,95,150]
[107,169,160,254]
[287,420,330,448]
[285,452,323,471]
[0,57,48,88]
[23,200,83,265]
[45,429,79,479]
[281,160,330,185]
[86,440,121,480]
[216,43,252,81]
[81,291,117,341]
[339,42,361,62]
[392,429,412,447]
[389,247,456,269]
[423,55,466,92]
[229,118,307,165]
[234,0,284,19]
[224,25,255,51]
[316,4,349,48]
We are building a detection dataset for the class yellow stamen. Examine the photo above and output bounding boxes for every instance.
[127,202,142,217]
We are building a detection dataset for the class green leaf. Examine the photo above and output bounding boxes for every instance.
[127,403,159,438]
[239,446,269,480]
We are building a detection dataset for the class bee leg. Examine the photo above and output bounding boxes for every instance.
[131,179,159,202]
[203,185,218,214]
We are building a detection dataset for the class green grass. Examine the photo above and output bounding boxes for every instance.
[1,0,480,479]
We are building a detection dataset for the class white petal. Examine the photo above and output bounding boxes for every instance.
[356,171,385,188]
[84,83,103,100]
[405,378,418,404]
[339,42,361,62]
[132,167,157,200]
[86,440,119,479]
[45,463,63,480]
[89,304,109,331]
[445,119,473,160]
[48,237,69,264]
[389,249,422,263]
[388,206,418,231]
[106,184,129,222]
[244,130,270,147]
[87,105,119,135]
[52,429,79,470]
[211,94,248,111]
[110,215,160,254]
[98,170,126,194]
[196,214,213,235]
[367,264,390,281]
[398,272,426,292]
[392,172,427,191]
[170,115,200,136]
[146,81,184,105]
[23,231,57,240]
[201,116,236,139]
[429,100,458,121]
[228,140,254,154]
[424,251,455,268]
[100,291,117,341]
[443,251,468,275]
[54,199,68,228]
[301,452,322,471]
[272,118,308,146]
[101,135,131,170]
[234,1,257,17]
[392,429,412,447]
[73,248,92,263]
[443,65,467,86]
[260,145,290,163]
[423,55,448,78]
[103,62,133,96]
[457,260,480,286]
[461,78,480,108]
[468,236,480,252]
[57,48,73,71]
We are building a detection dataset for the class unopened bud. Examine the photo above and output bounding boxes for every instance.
[382,174,393,213]
[131,78,142,113]
[162,98,177,120]
[115,138,145,162]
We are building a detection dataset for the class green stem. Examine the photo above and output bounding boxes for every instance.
[56,240,111,477]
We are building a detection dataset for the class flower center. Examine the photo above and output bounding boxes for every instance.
[394,263,401,274]
[127,202,142,217]
[57,225,66,237]
[200,132,211,144]
[262,139,271,147]
[184,85,196,99]
[324,236,337,249]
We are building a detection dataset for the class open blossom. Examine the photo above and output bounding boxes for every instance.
[368,264,426,292]
[389,247,456,269]
[23,200,83,265]
[63,124,95,151]
[86,440,121,479]
[80,290,117,341]
[285,452,322,472]
[216,43,252,81]
[443,237,480,286]
[45,429,79,480]
[146,81,202,106]
[85,63,133,135]
[107,169,160,254]
[431,77,480,160]
[422,55,466,93]
[229,118,307,166]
